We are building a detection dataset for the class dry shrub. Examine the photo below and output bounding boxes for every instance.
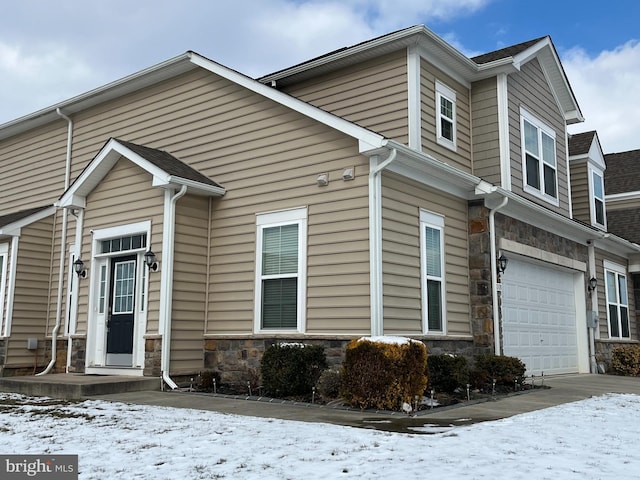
[611,345,640,376]
[341,337,427,411]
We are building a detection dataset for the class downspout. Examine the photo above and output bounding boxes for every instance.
[368,147,397,336]
[489,196,509,355]
[587,241,598,373]
[160,185,188,390]
[37,108,73,375]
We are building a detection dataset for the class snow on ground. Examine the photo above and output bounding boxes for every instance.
[0,393,638,479]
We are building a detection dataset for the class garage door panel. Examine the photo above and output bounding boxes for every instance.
[502,258,579,376]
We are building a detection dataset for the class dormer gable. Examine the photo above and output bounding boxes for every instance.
[569,131,607,229]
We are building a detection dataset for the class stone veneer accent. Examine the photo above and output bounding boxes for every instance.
[68,337,86,373]
[144,336,162,377]
[203,336,477,387]
[468,201,494,353]
[595,340,640,372]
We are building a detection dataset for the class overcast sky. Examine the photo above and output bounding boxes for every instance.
[1,0,638,153]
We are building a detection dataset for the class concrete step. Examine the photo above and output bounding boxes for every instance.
[0,374,160,399]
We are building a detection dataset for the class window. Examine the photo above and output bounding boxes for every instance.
[420,210,445,334]
[436,81,456,150]
[521,109,558,203]
[591,169,606,228]
[255,208,307,332]
[605,262,629,339]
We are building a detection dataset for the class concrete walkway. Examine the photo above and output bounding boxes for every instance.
[90,374,640,434]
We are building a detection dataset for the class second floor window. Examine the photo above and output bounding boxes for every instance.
[521,109,558,203]
[435,81,456,151]
[591,169,605,228]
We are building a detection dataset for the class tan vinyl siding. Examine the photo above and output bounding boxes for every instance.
[206,139,371,336]
[381,171,470,336]
[170,194,209,374]
[594,250,637,340]
[79,159,164,334]
[569,161,590,223]
[471,77,501,182]
[0,123,67,216]
[420,59,472,173]
[282,50,409,144]
[508,59,570,215]
[4,216,55,367]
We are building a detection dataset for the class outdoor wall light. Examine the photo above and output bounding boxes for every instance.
[497,254,508,274]
[73,258,87,278]
[144,250,159,272]
[588,277,598,292]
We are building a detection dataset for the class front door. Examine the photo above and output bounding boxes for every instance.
[106,255,136,366]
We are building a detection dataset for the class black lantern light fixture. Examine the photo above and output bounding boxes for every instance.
[73,258,87,278]
[144,250,158,272]
[588,277,597,292]
[497,254,508,274]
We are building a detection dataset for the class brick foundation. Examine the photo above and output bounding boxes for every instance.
[144,336,162,376]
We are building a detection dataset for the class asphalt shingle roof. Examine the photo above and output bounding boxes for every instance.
[0,205,52,228]
[116,139,222,189]
[471,36,547,64]
[604,149,640,195]
[568,131,596,156]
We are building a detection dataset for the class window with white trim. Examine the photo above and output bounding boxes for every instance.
[604,262,630,339]
[435,81,456,151]
[420,210,445,334]
[0,243,7,335]
[590,168,606,228]
[255,208,307,332]
[521,109,558,203]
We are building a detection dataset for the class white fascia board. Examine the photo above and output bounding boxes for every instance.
[606,191,640,202]
[153,176,226,197]
[0,206,57,234]
[188,53,386,152]
[0,54,195,142]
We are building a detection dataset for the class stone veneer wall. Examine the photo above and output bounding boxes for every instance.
[68,337,86,373]
[203,337,476,387]
[144,336,162,376]
[468,201,494,354]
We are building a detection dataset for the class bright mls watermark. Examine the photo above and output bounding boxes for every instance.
[0,455,77,479]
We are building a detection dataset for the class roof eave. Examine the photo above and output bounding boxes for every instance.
[0,53,196,141]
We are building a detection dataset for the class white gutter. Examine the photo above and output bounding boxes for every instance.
[37,108,73,376]
[3,236,19,337]
[489,196,509,355]
[368,147,397,336]
[159,185,188,390]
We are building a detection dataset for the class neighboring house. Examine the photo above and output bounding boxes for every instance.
[569,132,640,367]
[0,25,638,386]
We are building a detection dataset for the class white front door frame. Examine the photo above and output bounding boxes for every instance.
[85,221,150,375]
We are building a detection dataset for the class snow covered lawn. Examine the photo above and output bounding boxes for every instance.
[0,392,638,479]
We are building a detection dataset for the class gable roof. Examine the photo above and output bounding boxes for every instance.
[605,149,640,195]
[0,205,56,237]
[0,52,386,154]
[471,37,548,64]
[116,140,222,188]
[59,138,225,209]
[259,26,583,125]
[568,131,596,156]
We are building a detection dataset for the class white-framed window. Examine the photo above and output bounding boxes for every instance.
[0,243,7,335]
[420,210,445,334]
[604,261,630,339]
[589,167,606,229]
[435,81,456,151]
[520,108,558,204]
[254,207,307,332]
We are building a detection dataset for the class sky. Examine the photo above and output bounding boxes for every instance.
[1,392,639,478]
[1,0,639,153]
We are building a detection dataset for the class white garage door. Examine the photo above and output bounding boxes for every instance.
[501,258,578,376]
